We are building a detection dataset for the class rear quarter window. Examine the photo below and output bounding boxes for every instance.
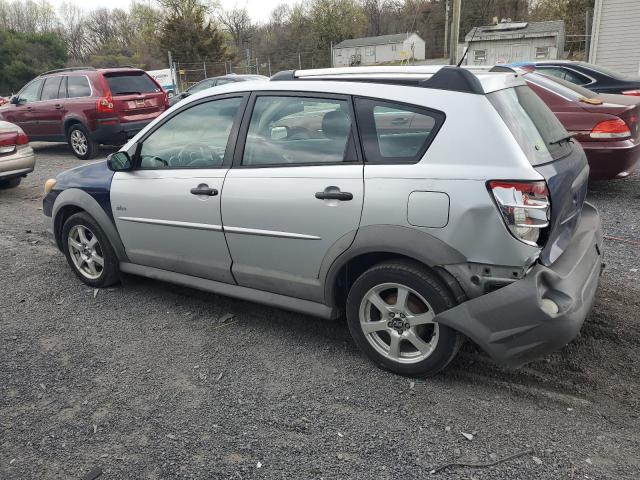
[67,76,91,98]
[489,86,571,165]
[354,98,444,163]
[104,72,159,95]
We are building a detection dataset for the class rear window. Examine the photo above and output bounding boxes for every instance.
[578,61,640,81]
[489,86,571,165]
[104,72,159,95]
[526,72,599,100]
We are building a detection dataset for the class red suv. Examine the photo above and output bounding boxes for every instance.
[0,67,169,159]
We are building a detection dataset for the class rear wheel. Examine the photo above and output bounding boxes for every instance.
[346,260,462,377]
[0,177,21,189]
[62,212,119,287]
[67,124,98,160]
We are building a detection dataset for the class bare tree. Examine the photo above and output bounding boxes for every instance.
[218,7,253,51]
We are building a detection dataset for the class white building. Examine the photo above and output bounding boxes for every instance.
[590,0,640,77]
[332,33,426,67]
[463,20,565,66]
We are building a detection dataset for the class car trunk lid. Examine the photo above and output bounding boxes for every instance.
[580,93,640,142]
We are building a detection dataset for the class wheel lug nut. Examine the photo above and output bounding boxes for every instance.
[387,321,393,328]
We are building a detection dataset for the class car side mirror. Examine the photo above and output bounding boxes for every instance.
[10,96,19,105]
[181,92,190,98]
[107,151,133,172]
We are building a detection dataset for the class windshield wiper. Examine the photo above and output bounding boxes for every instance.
[549,132,577,146]
[116,91,142,95]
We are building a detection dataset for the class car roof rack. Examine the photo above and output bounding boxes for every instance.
[270,66,486,94]
[39,66,97,76]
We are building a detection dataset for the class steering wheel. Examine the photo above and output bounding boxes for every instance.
[176,143,221,167]
[142,155,168,168]
[249,136,292,164]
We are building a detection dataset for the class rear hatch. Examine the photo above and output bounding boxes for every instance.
[489,85,589,266]
[102,71,167,121]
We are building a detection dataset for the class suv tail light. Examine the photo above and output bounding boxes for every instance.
[622,89,640,96]
[489,180,550,247]
[590,118,631,139]
[96,95,114,113]
[0,127,29,154]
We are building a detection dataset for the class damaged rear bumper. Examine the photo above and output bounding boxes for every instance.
[434,202,603,368]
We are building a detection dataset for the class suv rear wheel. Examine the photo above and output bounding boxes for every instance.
[346,260,462,377]
[68,124,98,160]
[62,212,119,287]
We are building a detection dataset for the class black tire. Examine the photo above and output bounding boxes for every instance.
[61,212,120,287]
[0,177,21,189]
[67,124,99,160]
[346,259,462,377]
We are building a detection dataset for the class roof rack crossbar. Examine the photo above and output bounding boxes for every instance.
[39,66,97,76]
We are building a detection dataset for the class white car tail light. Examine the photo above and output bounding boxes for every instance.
[621,89,640,97]
[489,180,551,247]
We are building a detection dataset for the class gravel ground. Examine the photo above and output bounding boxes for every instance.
[1,143,639,480]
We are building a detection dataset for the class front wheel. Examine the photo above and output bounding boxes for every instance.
[346,260,462,377]
[62,212,120,287]
[67,124,98,160]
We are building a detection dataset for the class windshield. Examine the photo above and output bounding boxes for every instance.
[104,72,159,95]
[489,86,572,165]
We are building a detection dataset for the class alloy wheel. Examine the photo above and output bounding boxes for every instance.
[358,282,440,364]
[67,225,104,280]
[70,129,88,156]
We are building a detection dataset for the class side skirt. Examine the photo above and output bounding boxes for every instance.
[119,262,336,320]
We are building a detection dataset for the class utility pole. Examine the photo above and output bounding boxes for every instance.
[203,61,207,79]
[298,52,302,69]
[449,0,461,65]
[256,58,259,75]
[330,41,333,68]
[444,0,449,59]
[268,57,272,76]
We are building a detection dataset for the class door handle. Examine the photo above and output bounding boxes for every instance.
[315,191,353,201]
[54,104,64,110]
[190,184,218,196]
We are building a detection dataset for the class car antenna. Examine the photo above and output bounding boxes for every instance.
[456,23,480,67]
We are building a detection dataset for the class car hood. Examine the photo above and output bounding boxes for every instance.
[55,159,114,191]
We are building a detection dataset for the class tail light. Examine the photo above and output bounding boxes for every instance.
[0,127,29,154]
[96,95,114,113]
[489,180,551,247]
[622,89,640,96]
[590,118,631,139]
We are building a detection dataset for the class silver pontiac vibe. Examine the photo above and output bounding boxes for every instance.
[43,66,603,377]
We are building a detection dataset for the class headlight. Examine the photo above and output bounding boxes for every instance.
[44,178,57,195]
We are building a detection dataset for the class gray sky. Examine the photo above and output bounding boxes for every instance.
[47,0,300,23]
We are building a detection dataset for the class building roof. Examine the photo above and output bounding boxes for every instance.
[465,20,565,42]
[334,33,419,49]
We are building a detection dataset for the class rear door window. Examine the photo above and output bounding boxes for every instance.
[104,72,159,95]
[242,95,355,166]
[67,76,91,98]
[354,98,444,163]
[489,85,571,165]
[40,76,63,101]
